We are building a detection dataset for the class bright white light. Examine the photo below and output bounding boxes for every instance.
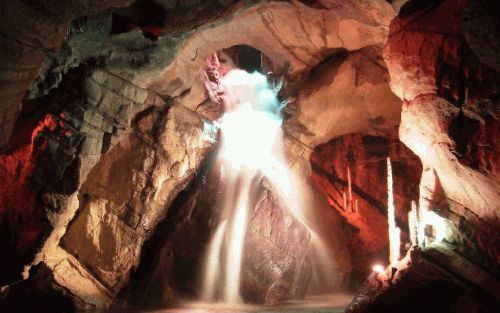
[423,210,447,242]
[416,207,448,247]
[222,69,266,88]
[219,104,282,170]
[202,69,289,304]
[202,69,337,304]
[218,69,284,172]
[372,264,385,273]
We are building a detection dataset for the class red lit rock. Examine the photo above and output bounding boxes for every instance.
[0,114,58,285]
[311,133,422,283]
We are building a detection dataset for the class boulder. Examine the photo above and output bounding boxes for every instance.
[60,104,216,302]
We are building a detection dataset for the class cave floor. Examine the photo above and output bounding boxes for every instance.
[103,294,351,313]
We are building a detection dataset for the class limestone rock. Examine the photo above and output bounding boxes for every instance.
[0,0,135,148]
[462,0,500,72]
[384,0,498,102]
[116,153,220,308]
[286,46,401,148]
[3,0,498,311]
[60,104,215,303]
[120,161,313,306]
[1,63,163,300]
[145,0,395,109]
[346,246,499,313]
[0,263,80,312]
[242,180,312,304]
[384,0,500,280]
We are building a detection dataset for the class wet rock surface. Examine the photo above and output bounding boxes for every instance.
[117,157,312,307]
[241,179,312,304]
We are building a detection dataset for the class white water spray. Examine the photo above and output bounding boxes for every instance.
[200,70,285,303]
[201,69,334,303]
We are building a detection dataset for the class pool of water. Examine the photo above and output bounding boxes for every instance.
[103,293,352,313]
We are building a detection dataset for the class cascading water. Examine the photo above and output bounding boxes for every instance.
[200,69,285,303]
[200,68,335,304]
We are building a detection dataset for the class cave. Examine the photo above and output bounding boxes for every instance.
[0,1,498,313]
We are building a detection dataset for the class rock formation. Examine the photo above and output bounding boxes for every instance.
[346,0,499,312]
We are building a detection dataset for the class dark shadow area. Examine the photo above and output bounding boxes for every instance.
[115,150,220,309]
[0,263,76,313]
[110,0,240,40]
[223,45,264,73]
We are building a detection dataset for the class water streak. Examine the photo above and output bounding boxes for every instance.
[201,69,335,303]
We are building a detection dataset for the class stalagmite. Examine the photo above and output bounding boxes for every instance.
[408,201,418,247]
[418,204,426,247]
[387,157,400,266]
[347,165,353,213]
[342,191,347,212]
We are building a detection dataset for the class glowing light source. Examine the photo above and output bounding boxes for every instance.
[411,202,448,248]
[372,264,385,273]
[422,210,447,242]
[218,104,281,170]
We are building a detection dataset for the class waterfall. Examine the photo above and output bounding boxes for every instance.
[200,69,335,303]
[200,69,288,303]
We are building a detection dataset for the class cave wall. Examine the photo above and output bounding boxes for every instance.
[285,45,402,148]
[345,0,499,312]
[0,0,136,149]
[119,158,313,307]
[384,0,499,273]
